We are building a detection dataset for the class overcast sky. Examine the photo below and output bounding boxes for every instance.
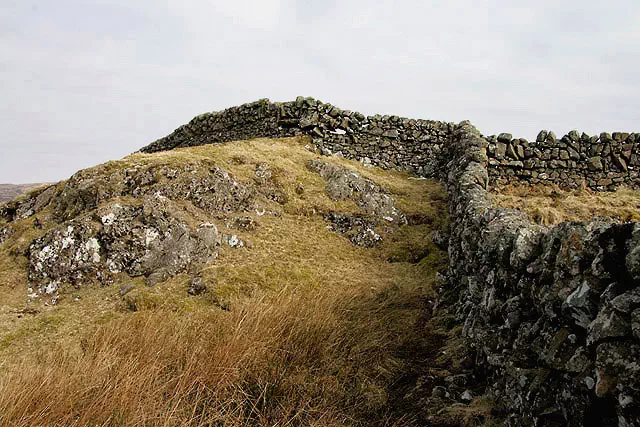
[1,0,639,183]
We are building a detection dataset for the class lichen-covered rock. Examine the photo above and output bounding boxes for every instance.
[326,213,381,247]
[188,277,207,296]
[28,217,104,294]
[0,225,14,244]
[28,195,221,293]
[54,164,256,221]
[307,159,406,224]
[3,163,257,224]
[627,224,640,281]
[306,160,408,246]
[0,184,57,221]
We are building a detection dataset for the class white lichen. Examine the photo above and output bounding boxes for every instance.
[107,259,121,273]
[145,228,160,246]
[61,235,75,249]
[45,281,59,294]
[38,245,55,261]
[84,238,101,263]
[101,212,117,225]
[228,235,243,248]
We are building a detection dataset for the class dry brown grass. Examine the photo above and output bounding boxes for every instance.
[0,284,430,426]
[0,137,457,426]
[492,184,640,226]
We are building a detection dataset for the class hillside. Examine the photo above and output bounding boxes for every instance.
[0,183,49,203]
[2,96,639,426]
[0,136,491,426]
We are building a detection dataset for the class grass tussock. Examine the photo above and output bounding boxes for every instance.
[0,266,440,426]
[0,136,458,425]
[492,184,640,225]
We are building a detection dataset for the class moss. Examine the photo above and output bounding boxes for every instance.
[0,314,63,350]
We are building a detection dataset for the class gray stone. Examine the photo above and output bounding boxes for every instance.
[497,133,512,143]
[495,142,507,159]
[307,160,406,224]
[587,156,603,171]
[568,130,580,142]
[382,129,399,138]
[536,130,548,143]
[610,288,640,314]
[188,277,207,295]
[588,307,631,345]
[631,308,640,340]
[612,155,628,171]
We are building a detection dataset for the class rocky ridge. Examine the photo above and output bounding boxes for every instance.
[0,139,411,304]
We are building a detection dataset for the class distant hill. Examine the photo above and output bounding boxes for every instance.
[0,183,49,203]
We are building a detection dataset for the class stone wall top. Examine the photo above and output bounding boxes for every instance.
[139,97,639,191]
[486,130,640,190]
[140,97,453,178]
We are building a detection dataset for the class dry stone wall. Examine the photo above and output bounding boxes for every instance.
[445,121,640,426]
[140,97,453,178]
[140,98,640,424]
[142,97,639,191]
[486,130,640,190]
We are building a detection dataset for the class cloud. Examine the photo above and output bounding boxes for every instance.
[0,0,638,182]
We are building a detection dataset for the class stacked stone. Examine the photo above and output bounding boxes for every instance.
[140,97,453,178]
[487,130,640,190]
[140,99,287,153]
[114,99,640,423]
[445,122,640,426]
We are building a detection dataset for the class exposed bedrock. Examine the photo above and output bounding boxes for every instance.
[29,195,221,292]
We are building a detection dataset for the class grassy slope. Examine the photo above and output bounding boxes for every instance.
[492,184,640,225]
[0,137,485,425]
[8,139,631,424]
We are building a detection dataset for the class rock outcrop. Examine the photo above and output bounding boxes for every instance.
[308,160,406,247]
[29,193,222,293]
[3,156,273,300]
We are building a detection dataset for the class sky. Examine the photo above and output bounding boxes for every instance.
[1,0,639,183]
